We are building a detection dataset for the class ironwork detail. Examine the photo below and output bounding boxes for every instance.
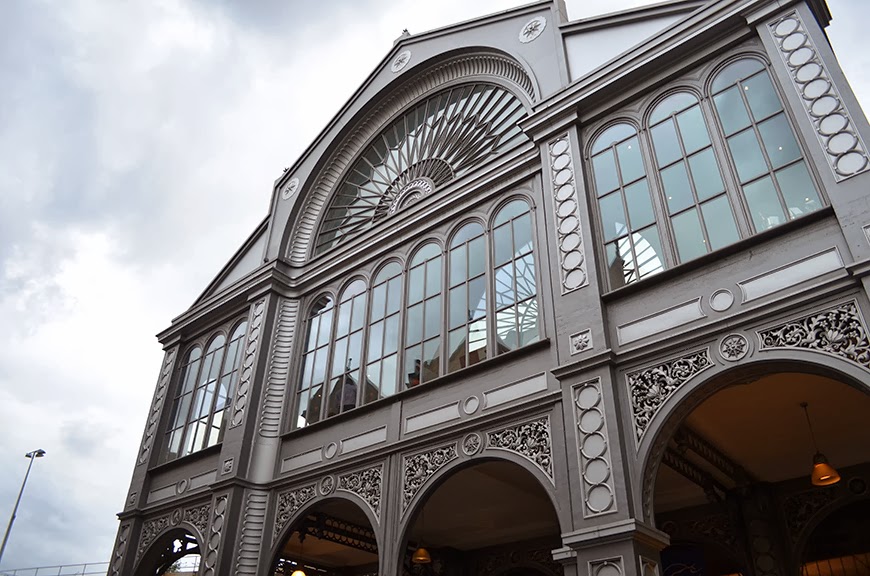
[486,417,553,480]
[315,83,527,254]
[719,333,749,361]
[768,12,870,180]
[782,486,837,543]
[662,448,726,503]
[183,504,211,537]
[338,465,383,519]
[274,484,317,540]
[674,426,752,484]
[758,300,870,369]
[297,512,379,554]
[138,347,177,466]
[231,299,266,428]
[462,433,482,456]
[573,378,616,516]
[627,349,714,444]
[548,133,589,292]
[138,515,170,559]
[402,444,458,512]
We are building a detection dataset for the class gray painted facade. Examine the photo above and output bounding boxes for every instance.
[112,0,870,575]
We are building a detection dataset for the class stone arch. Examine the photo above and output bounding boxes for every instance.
[270,491,383,576]
[282,48,538,265]
[635,349,870,524]
[134,526,204,576]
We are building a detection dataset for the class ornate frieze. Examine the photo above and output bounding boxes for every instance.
[183,504,211,537]
[137,347,177,466]
[573,379,616,516]
[235,490,268,576]
[230,299,266,428]
[402,444,458,512]
[203,495,228,576]
[548,134,589,292]
[259,298,299,438]
[338,465,383,520]
[274,484,317,540]
[627,349,713,444]
[138,515,170,559]
[109,523,131,576]
[486,417,553,480]
[768,12,869,180]
[782,486,837,543]
[758,300,870,369]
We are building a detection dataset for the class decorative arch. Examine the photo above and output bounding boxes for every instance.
[285,50,537,264]
[636,348,870,524]
[134,524,205,576]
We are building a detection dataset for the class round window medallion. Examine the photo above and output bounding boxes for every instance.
[281,177,299,200]
[391,50,411,73]
[519,16,546,43]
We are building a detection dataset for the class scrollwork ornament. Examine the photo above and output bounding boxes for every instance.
[719,333,749,362]
[274,484,316,540]
[138,515,170,559]
[758,301,870,369]
[486,417,553,480]
[462,433,482,456]
[402,444,458,512]
[782,487,837,543]
[320,475,335,496]
[183,503,211,537]
[338,465,383,519]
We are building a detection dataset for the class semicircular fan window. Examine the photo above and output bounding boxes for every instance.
[315,83,528,255]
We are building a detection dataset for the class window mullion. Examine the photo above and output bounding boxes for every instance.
[641,129,679,269]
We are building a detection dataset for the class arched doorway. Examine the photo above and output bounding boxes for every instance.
[271,498,379,576]
[400,459,562,575]
[800,498,870,576]
[136,529,201,576]
[647,369,870,576]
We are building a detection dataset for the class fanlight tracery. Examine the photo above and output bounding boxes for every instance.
[315,83,528,255]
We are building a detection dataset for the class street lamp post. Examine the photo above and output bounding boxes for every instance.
[0,449,46,566]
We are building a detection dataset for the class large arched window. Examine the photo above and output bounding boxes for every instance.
[448,222,487,373]
[711,58,821,231]
[326,280,367,418]
[492,199,539,352]
[365,262,403,404]
[404,243,443,388]
[588,55,822,289]
[165,319,247,461]
[295,297,333,428]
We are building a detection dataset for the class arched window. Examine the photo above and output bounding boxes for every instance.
[649,92,739,261]
[711,58,821,231]
[295,297,333,428]
[590,123,665,287]
[492,199,539,352]
[164,319,247,461]
[448,222,487,373]
[404,242,443,388]
[326,280,367,418]
[366,262,403,404]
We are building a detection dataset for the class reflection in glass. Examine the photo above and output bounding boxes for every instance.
[365,262,403,405]
[448,223,487,372]
[493,200,538,355]
[405,243,443,387]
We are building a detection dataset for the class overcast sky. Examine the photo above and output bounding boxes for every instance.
[0,0,867,569]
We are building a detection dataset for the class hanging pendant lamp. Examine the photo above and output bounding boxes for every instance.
[412,505,432,564]
[291,531,308,576]
[800,402,841,486]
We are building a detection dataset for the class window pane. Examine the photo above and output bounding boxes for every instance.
[367,320,384,362]
[351,295,366,331]
[425,258,441,298]
[469,321,487,365]
[661,161,694,213]
[651,119,682,167]
[675,107,709,156]
[728,129,768,183]
[592,150,619,194]
[375,261,401,283]
[469,236,486,277]
[744,176,787,230]
[495,262,515,309]
[405,345,422,388]
[616,137,644,183]
[592,123,636,154]
[450,246,466,284]
[406,303,422,345]
[624,179,655,228]
[386,277,402,315]
[332,336,347,375]
[366,360,381,400]
[312,348,328,388]
[306,385,323,424]
[743,72,782,121]
[711,58,765,93]
[701,196,739,250]
[634,227,664,280]
[513,213,532,254]
[449,286,466,329]
[408,266,424,304]
[714,87,751,136]
[650,92,698,123]
[672,208,708,262]
[469,276,487,320]
[496,305,518,351]
[411,243,439,266]
[599,192,628,241]
[384,315,399,355]
[493,223,512,266]
[381,354,397,398]
[758,113,800,168]
[422,339,441,382]
[494,199,527,226]
[518,298,539,347]
[448,328,465,373]
[775,161,821,219]
[605,242,627,288]
[515,254,536,302]
[370,284,386,321]
[424,297,441,340]
[688,148,725,201]
[335,301,351,337]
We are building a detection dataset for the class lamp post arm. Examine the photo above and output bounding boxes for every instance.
[0,452,37,566]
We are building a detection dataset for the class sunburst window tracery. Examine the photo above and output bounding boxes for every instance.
[314,83,528,255]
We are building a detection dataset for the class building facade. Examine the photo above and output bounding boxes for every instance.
[112,0,870,575]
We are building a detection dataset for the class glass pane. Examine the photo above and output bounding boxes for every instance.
[743,71,782,121]
[386,277,402,315]
[513,213,532,254]
[381,354,397,398]
[495,262,515,309]
[316,308,332,347]
[688,148,724,201]
[448,328,465,373]
[469,276,487,320]
[425,258,441,298]
[651,119,682,167]
[424,297,441,340]
[592,150,619,194]
[661,161,694,214]
[370,284,386,321]
[422,339,441,382]
[408,266,424,304]
[451,223,482,247]
[367,321,384,362]
[450,246,466,284]
[711,58,765,93]
[727,129,768,183]
[312,348,328,388]
[635,226,665,280]
[605,242,627,288]
[449,286,466,329]
[624,179,654,228]
[775,161,821,219]
[714,87,751,136]
[599,192,628,241]
[405,345,422,388]
[469,236,486,277]
[366,360,381,400]
[616,137,644,183]
[375,261,401,283]
[518,298,539,346]
[494,199,527,226]
[758,113,800,168]
[493,223,512,266]
[306,385,323,424]
[411,243,439,266]
[744,176,787,230]
[347,333,361,370]
[701,196,740,250]
[515,254,536,301]
[676,105,710,154]
[496,306,519,351]
[331,337,347,376]
[406,303,422,345]
[650,92,698,123]
[592,123,636,154]
[672,208,708,262]
[351,295,366,331]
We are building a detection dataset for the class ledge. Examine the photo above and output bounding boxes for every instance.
[561,518,670,550]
